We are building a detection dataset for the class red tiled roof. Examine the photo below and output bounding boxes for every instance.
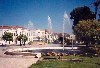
[0,26,25,29]
[33,29,45,31]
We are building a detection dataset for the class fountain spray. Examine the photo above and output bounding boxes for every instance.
[63,11,72,50]
[48,16,52,34]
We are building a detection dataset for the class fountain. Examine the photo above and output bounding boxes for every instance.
[4,13,96,57]
[48,16,52,34]
[27,20,34,30]
[63,11,72,50]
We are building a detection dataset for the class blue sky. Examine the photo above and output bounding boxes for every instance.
[0,0,98,34]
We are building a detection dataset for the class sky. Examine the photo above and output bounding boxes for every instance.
[0,0,99,34]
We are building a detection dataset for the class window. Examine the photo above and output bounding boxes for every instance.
[48,35,49,38]
[20,32,21,35]
[29,38,30,41]
[29,33,30,36]
[28,33,30,36]
[27,33,28,36]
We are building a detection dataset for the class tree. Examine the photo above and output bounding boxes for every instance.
[2,32,13,44]
[17,34,28,46]
[99,14,100,19]
[58,35,70,45]
[94,21,100,44]
[70,6,95,27]
[58,36,63,44]
[74,20,99,45]
[98,14,100,21]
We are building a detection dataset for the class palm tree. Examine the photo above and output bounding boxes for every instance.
[17,34,28,46]
[23,35,28,45]
[2,32,13,44]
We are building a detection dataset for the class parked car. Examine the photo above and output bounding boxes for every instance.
[0,41,6,45]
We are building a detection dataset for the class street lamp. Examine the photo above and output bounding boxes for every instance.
[72,39,73,51]
[63,18,65,50]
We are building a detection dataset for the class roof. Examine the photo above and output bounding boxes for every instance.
[45,29,53,34]
[33,29,45,31]
[0,26,25,29]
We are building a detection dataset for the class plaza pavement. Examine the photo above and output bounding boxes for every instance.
[0,44,61,68]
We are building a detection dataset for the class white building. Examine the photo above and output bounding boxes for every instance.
[32,29,58,43]
[0,26,33,45]
[33,29,45,41]
[0,25,75,45]
[45,30,59,43]
[0,26,59,45]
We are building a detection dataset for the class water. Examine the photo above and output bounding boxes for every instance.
[48,16,52,33]
[26,20,34,30]
[63,11,73,50]
[64,11,71,27]
[26,49,83,55]
[24,46,96,55]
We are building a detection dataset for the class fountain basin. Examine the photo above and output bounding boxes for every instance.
[6,47,79,52]
[5,47,82,57]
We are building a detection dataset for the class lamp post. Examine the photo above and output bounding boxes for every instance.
[72,39,73,51]
[63,19,65,50]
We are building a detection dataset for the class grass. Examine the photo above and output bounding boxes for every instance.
[42,55,84,59]
[29,45,100,68]
[29,56,100,68]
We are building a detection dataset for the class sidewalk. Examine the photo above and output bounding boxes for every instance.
[0,44,61,68]
[0,45,40,68]
[0,57,38,68]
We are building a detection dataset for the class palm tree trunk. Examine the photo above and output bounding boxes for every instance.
[20,40,21,46]
[24,41,25,46]
[9,41,10,44]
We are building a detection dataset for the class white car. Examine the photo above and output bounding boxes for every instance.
[0,41,6,45]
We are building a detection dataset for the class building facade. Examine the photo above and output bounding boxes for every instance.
[0,25,75,45]
[0,26,33,45]
[33,29,45,41]
[32,29,58,43]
